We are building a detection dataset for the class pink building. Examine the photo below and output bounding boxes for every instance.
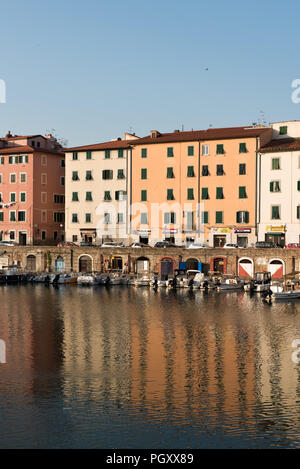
[0,132,65,245]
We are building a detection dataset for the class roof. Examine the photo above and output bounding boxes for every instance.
[260,138,300,153]
[66,139,131,152]
[130,126,270,145]
[3,134,45,140]
[0,145,64,156]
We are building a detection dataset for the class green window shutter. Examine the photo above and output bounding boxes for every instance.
[72,171,78,181]
[272,158,280,170]
[10,193,16,202]
[239,142,247,153]
[20,193,26,202]
[270,181,274,192]
[85,213,91,223]
[202,211,208,224]
[279,126,288,135]
[170,212,176,224]
[216,187,224,199]
[272,206,280,219]
[187,188,194,200]
[141,190,147,201]
[216,211,223,223]
[9,156,13,164]
[297,181,300,191]
[118,149,124,158]
[72,192,78,201]
[202,165,209,176]
[141,168,147,179]
[25,155,28,163]
[72,152,78,160]
[239,186,247,198]
[239,163,246,175]
[0,157,4,164]
[104,191,111,201]
[164,213,170,224]
[86,170,92,180]
[141,213,148,224]
[118,169,124,179]
[202,187,209,199]
[10,212,16,222]
[167,189,174,200]
[141,148,147,158]
[18,155,23,163]
[245,211,249,223]
[86,151,92,160]
[167,167,174,178]
[167,147,174,157]
[0,212,3,222]
[187,166,195,177]
[297,206,300,219]
[105,150,110,159]
[188,146,194,156]
[86,192,92,201]
[216,144,224,154]
[115,191,120,201]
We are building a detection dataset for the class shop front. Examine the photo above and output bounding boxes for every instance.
[211,228,231,247]
[80,229,97,244]
[137,230,151,245]
[234,229,251,248]
[265,226,286,247]
[163,228,178,244]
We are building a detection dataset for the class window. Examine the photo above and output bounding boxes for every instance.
[41,231,46,240]
[72,192,79,202]
[10,193,16,203]
[239,142,247,153]
[86,192,92,201]
[270,181,281,192]
[239,163,246,175]
[10,174,16,183]
[72,152,78,160]
[105,149,110,159]
[102,169,113,180]
[216,144,224,154]
[104,191,112,201]
[216,164,224,175]
[279,126,288,135]
[236,211,249,223]
[297,206,300,219]
[201,187,209,199]
[41,192,47,203]
[188,146,194,156]
[86,170,93,180]
[10,211,16,222]
[201,211,209,224]
[0,174,2,184]
[118,149,124,158]
[141,190,147,201]
[53,231,58,240]
[0,157,4,164]
[0,212,3,222]
[9,231,15,240]
[167,189,174,200]
[271,206,280,220]
[54,194,64,204]
[18,211,26,222]
[187,166,195,177]
[60,176,65,186]
[202,165,209,176]
[20,192,26,202]
[239,186,247,198]
[73,235,78,242]
[117,213,124,224]
[41,155,47,166]
[186,212,194,230]
[9,156,13,164]
[216,187,224,199]
[86,151,92,160]
[85,213,91,223]
[116,190,127,201]
[117,169,125,179]
[140,213,148,224]
[272,158,280,170]
[41,211,47,223]
[202,144,209,156]
[141,148,147,158]
[141,168,147,179]
[187,188,194,200]
[72,213,79,223]
[104,213,110,224]
[60,159,65,167]
[167,147,174,157]
[54,212,65,223]
[41,173,47,184]
[164,212,176,224]
[167,167,174,178]
[215,211,223,223]
[20,173,27,183]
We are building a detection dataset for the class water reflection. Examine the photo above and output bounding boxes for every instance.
[1,285,300,447]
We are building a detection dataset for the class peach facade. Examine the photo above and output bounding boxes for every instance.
[0,133,65,245]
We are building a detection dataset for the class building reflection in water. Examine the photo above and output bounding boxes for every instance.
[1,285,300,446]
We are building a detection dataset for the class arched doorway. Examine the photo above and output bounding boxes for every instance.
[160,257,175,280]
[238,258,254,278]
[268,259,285,279]
[112,256,123,270]
[79,255,93,273]
[136,257,150,274]
[26,255,36,271]
[55,256,65,272]
[211,257,226,274]
[186,258,199,271]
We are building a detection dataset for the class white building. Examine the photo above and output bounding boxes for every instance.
[257,121,300,246]
[65,133,138,245]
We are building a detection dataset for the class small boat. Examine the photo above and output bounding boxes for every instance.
[217,277,243,291]
[57,274,78,284]
[134,273,151,287]
[250,272,271,292]
[270,284,300,300]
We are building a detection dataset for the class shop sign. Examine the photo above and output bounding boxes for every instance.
[212,228,231,234]
[266,225,285,232]
[234,229,251,233]
[163,228,178,234]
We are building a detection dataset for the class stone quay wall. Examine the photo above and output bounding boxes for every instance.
[0,246,298,278]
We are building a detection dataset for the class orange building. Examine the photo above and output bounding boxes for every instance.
[130,126,272,247]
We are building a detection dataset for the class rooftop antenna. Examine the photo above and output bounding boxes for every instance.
[181,124,184,132]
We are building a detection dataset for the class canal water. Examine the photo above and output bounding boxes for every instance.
[1,284,300,448]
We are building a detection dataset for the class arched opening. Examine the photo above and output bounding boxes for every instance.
[136,257,150,274]
[186,258,199,271]
[26,255,36,271]
[268,259,285,279]
[211,257,226,274]
[160,257,174,280]
[238,258,254,278]
[79,255,93,273]
[112,256,123,270]
[55,256,65,272]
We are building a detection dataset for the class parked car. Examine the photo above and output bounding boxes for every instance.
[186,243,208,249]
[254,241,275,248]
[57,241,78,247]
[0,241,16,246]
[154,241,180,248]
[286,243,300,249]
[223,243,238,249]
[130,242,149,248]
[101,242,124,248]
[80,241,94,247]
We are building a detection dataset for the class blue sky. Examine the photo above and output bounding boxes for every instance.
[0,0,299,146]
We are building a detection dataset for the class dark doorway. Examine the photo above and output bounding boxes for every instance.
[213,257,225,274]
[160,258,174,279]
[265,233,285,247]
[112,256,123,270]
[213,235,226,247]
[165,236,175,244]
[186,258,199,270]
[19,232,27,246]
[79,255,93,272]
[26,255,36,271]
[139,237,149,244]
